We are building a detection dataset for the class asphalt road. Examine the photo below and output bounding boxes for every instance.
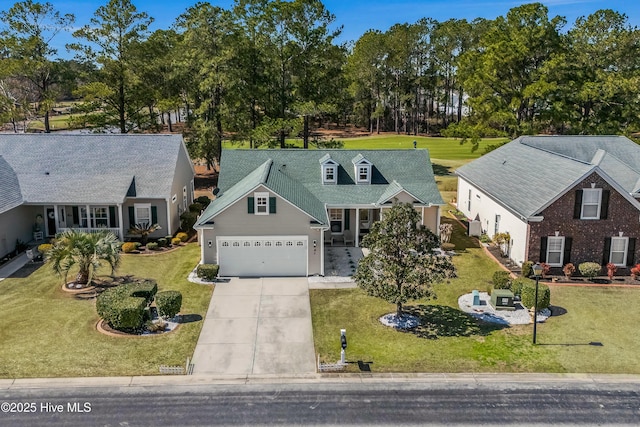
[1,381,639,426]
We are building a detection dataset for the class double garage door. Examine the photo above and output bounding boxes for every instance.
[217,236,308,277]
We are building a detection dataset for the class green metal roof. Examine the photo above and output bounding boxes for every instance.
[197,149,444,226]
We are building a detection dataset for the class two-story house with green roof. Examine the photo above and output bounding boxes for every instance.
[194,149,444,277]
[456,135,640,273]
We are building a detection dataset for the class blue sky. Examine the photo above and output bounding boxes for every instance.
[30,0,640,58]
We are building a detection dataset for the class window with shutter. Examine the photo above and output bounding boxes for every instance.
[609,236,629,266]
[546,236,565,267]
[581,188,602,219]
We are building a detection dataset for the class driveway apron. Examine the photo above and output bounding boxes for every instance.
[191,278,316,375]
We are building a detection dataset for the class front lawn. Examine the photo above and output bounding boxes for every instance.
[311,222,640,374]
[0,243,211,378]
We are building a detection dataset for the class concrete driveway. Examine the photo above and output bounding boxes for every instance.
[191,278,316,375]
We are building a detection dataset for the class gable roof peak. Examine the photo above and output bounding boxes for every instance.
[351,153,371,165]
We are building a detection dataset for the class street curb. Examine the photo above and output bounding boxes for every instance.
[3,372,640,390]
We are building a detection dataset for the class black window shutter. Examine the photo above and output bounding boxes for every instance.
[344,209,350,230]
[128,206,135,226]
[151,206,158,224]
[627,238,636,266]
[600,190,610,219]
[247,197,254,214]
[573,190,583,219]
[72,206,79,224]
[109,206,116,227]
[539,236,548,262]
[563,237,572,265]
[269,197,276,214]
[603,237,612,265]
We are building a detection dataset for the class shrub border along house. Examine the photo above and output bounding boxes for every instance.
[196,264,219,281]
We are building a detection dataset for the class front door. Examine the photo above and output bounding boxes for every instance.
[46,208,56,236]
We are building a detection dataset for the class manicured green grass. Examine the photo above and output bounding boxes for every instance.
[311,219,640,374]
[0,243,211,378]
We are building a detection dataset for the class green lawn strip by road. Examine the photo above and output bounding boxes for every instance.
[0,243,211,378]
[311,218,640,374]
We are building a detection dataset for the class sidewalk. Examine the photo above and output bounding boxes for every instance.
[2,372,640,390]
[0,252,29,282]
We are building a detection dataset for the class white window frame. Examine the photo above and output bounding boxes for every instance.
[546,236,565,267]
[254,192,269,215]
[356,165,371,184]
[329,208,343,234]
[323,165,337,184]
[134,203,152,225]
[92,207,109,228]
[581,188,602,219]
[610,236,629,267]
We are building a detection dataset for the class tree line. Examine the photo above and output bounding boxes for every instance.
[1,0,639,163]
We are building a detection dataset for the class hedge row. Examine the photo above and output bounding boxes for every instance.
[156,291,182,319]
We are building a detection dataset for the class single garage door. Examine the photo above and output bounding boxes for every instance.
[217,236,308,277]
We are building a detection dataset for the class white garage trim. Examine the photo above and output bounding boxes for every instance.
[217,235,308,277]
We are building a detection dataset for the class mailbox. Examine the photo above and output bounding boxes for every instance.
[340,329,347,350]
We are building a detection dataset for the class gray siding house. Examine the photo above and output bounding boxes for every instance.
[0,134,195,258]
[195,149,444,277]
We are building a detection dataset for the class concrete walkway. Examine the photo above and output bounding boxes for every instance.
[191,278,316,375]
[0,252,29,282]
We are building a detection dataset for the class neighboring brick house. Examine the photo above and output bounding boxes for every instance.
[456,136,640,273]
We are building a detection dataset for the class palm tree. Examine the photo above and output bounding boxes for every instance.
[46,230,121,286]
[128,222,161,246]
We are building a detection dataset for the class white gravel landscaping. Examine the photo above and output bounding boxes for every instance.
[458,291,550,325]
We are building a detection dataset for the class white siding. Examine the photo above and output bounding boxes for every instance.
[457,177,529,265]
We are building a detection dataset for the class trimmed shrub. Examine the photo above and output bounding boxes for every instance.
[121,242,137,253]
[146,242,159,251]
[157,238,167,247]
[189,202,203,213]
[196,195,211,207]
[579,262,601,279]
[180,211,198,232]
[128,279,158,305]
[492,271,511,289]
[521,281,550,310]
[156,291,182,319]
[521,261,533,278]
[176,232,189,242]
[510,277,534,297]
[37,243,52,254]
[441,242,455,251]
[133,242,142,249]
[197,264,219,281]
[96,283,153,331]
[171,237,182,246]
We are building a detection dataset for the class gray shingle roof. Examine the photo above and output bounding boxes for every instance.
[0,134,188,205]
[0,155,22,214]
[197,149,443,226]
[456,135,640,218]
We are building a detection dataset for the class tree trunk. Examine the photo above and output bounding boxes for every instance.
[396,302,403,319]
[76,269,89,286]
[303,115,309,149]
[44,110,51,133]
[167,112,173,133]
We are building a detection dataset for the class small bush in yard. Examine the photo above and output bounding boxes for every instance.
[492,271,511,289]
[171,237,182,246]
[521,261,533,278]
[563,263,576,278]
[121,242,137,253]
[157,238,167,247]
[37,243,52,254]
[579,262,602,279]
[189,202,203,213]
[146,242,159,251]
[196,195,211,207]
[133,242,142,249]
[176,232,189,242]
[156,291,182,319]
[180,211,198,232]
[197,264,219,281]
[510,277,534,297]
[521,281,550,310]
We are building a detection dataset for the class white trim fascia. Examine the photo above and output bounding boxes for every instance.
[527,216,544,222]
[197,183,329,226]
[377,188,425,205]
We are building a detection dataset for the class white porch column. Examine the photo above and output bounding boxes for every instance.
[355,208,360,247]
[165,198,172,236]
[320,228,325,276]
[117,204,124,240]
[421,206,425,227]
[199,229,204,264]
[53,204,60,231]
[86,205,91,228]
[435,206,441,236]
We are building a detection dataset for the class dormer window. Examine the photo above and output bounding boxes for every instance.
[320,154,338,184]
[324,165,336,183]
[352,154,372,184]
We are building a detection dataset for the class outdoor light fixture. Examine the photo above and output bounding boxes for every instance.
[531,262,543,344]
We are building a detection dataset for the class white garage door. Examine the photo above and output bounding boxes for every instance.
[217,236,308,277]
